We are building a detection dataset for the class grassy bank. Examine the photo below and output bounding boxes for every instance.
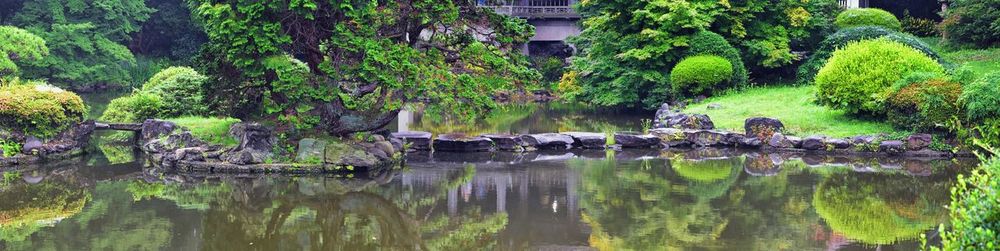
[921,37,1000,79]
[167,117,241,147]
[682,85,898,137]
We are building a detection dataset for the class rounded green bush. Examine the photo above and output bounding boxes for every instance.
[686,31,748,87]
[960,71,1000,122]
[835,8,902,31]
[670,55,733,96]
[797,26,948,85]
[0,81,85,138]
[99,92,164,123]
[141,66,208,117]
[815,38,945,114]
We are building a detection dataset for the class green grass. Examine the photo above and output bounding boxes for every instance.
[167,116,241,147]
[683,85,898,137]
[920,37,1000,79]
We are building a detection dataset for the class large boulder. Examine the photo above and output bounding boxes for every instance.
[324,141,380,167]
[906,134,932,151]
[615,132,660,148]
[684,130,727,147]
[482,134,528,151]
[653,104,714,130]
[563,132,608,149]
[433,134,494,152]
[140,119,178,143]
[390,131,432,151]
[767,133,794,148]
[222,123,277,165]
[296,138,328,162]
[801,136,827,150]
[522,133,574,150]
[143,131,208,154]
[744,117,784,141]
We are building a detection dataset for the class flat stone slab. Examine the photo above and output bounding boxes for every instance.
[391,131,432,151]
[522,133,574,150]
[563,132,608,149]
[482,134,527,151]
[683,130,727,147]
[433,134,494,152]
[615,132,660,148]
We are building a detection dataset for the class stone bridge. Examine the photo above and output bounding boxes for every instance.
[478,0,581,55]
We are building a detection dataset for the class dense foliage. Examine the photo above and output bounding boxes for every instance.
[939,0,1000,48]
[797,26,947,85]
[885,72,963,131]
[815,38,945,115]
[901,12,938,37]
[569,0,840,109]
[191,0,539,135]
[687,31,748,88]
[0,26,47,79]
[959,71,1000,122]
[934,157,1000,250]
[129,0,207,61]
[834,8,902,31]
[7,0,153,88]
[99,92,163,123]
[141,67,208,117]
[0,81,85,138]
[670,55,733,97]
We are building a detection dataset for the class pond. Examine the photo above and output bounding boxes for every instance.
[391,102,653,135]
[0,146,974,250]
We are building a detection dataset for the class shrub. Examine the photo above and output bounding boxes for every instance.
[885,72,963,130]
[797,26,948,85]
[99,92,164,123]
[556,71,581,100]
[939,0,1000,48]
[815,38,945,114]
[686,31,748,88]
[835,8,902,31]
[934,157,1000,250]
[141,66,208,117]
[0,26,48,78]
[670,55,734,96]
[901,12,938,37]
[959,71,1000,122]
[0,81,85,138]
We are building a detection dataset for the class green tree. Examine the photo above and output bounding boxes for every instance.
[8,0,153,88]
[192,0,539,135]
[0,26,47,80]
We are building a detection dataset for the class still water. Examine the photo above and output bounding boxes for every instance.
[0,147,973,250]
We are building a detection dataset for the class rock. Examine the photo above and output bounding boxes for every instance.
[851,135,878,145]
[787,136,803,148]
[324,141,380,168]
[906,134,932,151]
[880,140,906,155]
[390,131,432,151]
[143,131,207,154]
[375,141,396,156]
[801,136,826,150]
[389,137,404,153]
[650,128,688,147]
[615,132,660,148]
[433,134,494,152]
[296,138,328,162]
[21,136,42,154]
[661,114,715,130]
[173,147,206,162]
[707,103,722,110]
[737,136,762,148]
[744,117,784,141]
[140,119,177,142]
[684,130,726,147]
[482,134,526,151]
[767,133,794,148]
[222,123,277,165]
[563,132,608,149]
[522,133,574,150]
[825,138,852,149]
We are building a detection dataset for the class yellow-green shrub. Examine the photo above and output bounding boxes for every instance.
[835,8,902,31]
[959,71,1000,122]
[141,66,207,116]
[815,38,945,115]
[670,55,733,96]
[0,81,85,137]
[99,92,164,123]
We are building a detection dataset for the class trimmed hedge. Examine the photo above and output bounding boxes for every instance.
[686,31,748,88]
[670,55,733,96]
[835,8,902,31]
[0,81,85,138]
[797,26,949,85]
[141,66,208,117]
[99,92,164,123]
[815,38,945,115]
[960,71,1000,122]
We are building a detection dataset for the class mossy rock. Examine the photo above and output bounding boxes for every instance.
[324,140,380,168]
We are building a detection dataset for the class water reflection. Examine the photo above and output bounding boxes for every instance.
[392,103,653,134]
[0,150,968,250]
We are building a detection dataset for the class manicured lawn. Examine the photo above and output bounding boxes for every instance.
[682,85,898,137]
[921,37,1000,79]
[167,117,241,147]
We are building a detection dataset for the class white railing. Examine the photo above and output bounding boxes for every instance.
[481,6,579,18]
